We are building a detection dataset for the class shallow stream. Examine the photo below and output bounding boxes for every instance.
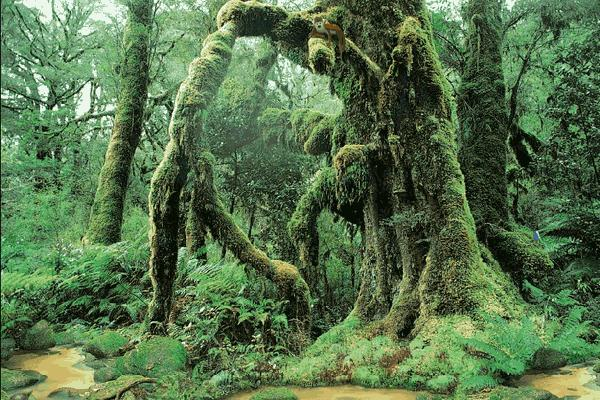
[4,346,94,399]
[3,347,598,400]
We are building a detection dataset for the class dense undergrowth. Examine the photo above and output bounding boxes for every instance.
[2,211,598,399]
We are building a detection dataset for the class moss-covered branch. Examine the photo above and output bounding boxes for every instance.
[191,154,311,330]
[85,0,152,245]
[217,0,382,81]
[146,23,237,333]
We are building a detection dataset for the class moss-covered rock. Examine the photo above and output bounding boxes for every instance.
[94,365,120,384]
[531,347,567,370]
[0,336,16,361]
[115,337,187,378]
[0,368,45,391]
[19,320,56,350]
[488,386,558,400]
[250,387,298,400]
[84,331,128,358]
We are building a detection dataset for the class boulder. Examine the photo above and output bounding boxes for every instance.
[19,321,56,351]
[115,337,186,378]
[1,336,16,361]
[0,368,45,391]
[94,366,120,384]
[83,332,128,358]
[531,348,568,370]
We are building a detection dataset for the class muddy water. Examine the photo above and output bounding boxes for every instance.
[4,346,95,399]
[228,385,420,400]
[230,364,600,400]
[517,363,599,399]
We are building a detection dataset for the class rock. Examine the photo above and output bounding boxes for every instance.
[249,388,298,400]
[86,375,154,400]
[83,332,128,358]
[531,348,568,370]
[9,392,33,400]
[19,320,56,351]
[94,366,119,384]
[1,336,16,361]
[488,386,558,400]
[115,337,187,378]
[47,387,88,399]
[0,368,45,391]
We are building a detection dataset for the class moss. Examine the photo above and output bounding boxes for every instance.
[288,168,337,290]
[458,0,509,229]
[250,387,298,400]
[351,365,385,387]
[19,320,56,350]
[190,156,311,333]
[115,337,187,378]
[84,331,129,358]
[259,108,292,145]
[290,108,330,148]
[303,115,335,155]
[95,365,120,383]
[217,0,287,37]
[0,336,15,361]
[0,368,45,391]
[487,226,553,286]
[283,318,408,387]
[333,144,368,205]
[146,22,237,332]
[308,37,335,74]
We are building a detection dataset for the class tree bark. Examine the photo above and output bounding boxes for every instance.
[85,0,152,245]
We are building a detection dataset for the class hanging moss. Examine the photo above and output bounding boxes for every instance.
[333,144,369,205]
[85,0,152,245]
[308,37,336,74]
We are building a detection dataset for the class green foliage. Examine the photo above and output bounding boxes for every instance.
[462,315,542,377]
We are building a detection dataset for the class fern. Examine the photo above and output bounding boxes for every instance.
[548,306,598,362]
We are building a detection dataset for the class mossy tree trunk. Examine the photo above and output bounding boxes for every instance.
[209,0,525,336]
[145,23,310,334]
[85,0,152,245]
[148,0,538,336]
[457,0,552,287]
